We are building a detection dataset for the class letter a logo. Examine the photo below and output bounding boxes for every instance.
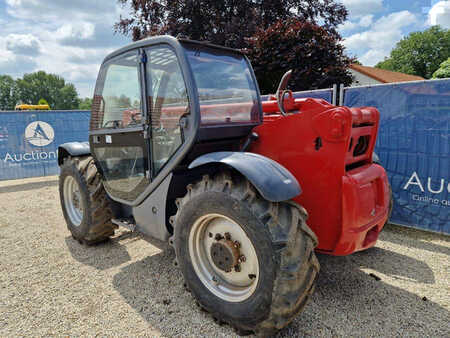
[25,121,55,147]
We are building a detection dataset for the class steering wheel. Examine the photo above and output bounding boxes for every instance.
[102,120,123,128]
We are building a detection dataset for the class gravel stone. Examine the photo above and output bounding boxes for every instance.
[0,176,449,337]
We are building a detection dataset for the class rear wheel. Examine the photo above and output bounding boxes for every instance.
[172,172,319,335]
[59,156,116,245]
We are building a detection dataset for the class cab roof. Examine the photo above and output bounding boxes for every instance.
[103,35,244,64]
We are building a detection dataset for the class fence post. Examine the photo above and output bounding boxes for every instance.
[339,84,344,106]
[332,84,337,105]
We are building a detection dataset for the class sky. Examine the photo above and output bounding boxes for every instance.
[0,0,449,99]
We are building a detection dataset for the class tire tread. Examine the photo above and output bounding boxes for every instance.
[59,156,116,244]
[172,171,319,335]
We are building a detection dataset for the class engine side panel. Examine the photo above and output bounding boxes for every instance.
[251,98,388,254]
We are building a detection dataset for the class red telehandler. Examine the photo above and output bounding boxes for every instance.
[57,36,391,335]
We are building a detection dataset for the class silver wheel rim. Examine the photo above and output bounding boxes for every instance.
[189,213,260,302]
[63,176,84,226]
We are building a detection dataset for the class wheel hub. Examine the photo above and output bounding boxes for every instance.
[189,213,259,302]
[72,193,80,210]
[210,240,239,272]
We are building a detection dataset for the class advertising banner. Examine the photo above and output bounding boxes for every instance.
[0,110,90,180]
[344,79,449,234]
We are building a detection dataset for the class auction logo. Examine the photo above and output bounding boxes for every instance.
[403,171,450,207]
[24,121,55,147]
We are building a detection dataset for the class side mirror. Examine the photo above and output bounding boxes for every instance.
[275,70,292,116]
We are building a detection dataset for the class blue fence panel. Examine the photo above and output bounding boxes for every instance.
[0,110,90,181]
[344,79,450,234]
[261,88,333,103]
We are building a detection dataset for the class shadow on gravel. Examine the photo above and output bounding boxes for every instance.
[0,179,58,194]
[65,234,133,270]
[112,249,196,334]
[276,249,448,337]
[111,244,448,337]
[354,247,435,284]
[382,224,450,256]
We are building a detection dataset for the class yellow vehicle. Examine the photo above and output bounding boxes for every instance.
[15,104,50,111]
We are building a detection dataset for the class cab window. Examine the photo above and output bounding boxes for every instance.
[146,46,188,175]
[91,51,142,130]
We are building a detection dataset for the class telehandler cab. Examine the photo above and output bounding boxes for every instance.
[58,35,391,335]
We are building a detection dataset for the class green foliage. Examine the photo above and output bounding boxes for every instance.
[115,0,348,46]
[247,20,353,94]
[0,75,18,110]
[15,71,80,110]
[1,71,80,110]
[78,97,93,110]
[38,98,50,107]
[375,26,450,79]
[432,58,450,78]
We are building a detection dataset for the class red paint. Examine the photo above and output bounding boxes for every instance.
[251,98,390,255]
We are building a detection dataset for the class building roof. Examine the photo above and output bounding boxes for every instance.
[350,64,424,83]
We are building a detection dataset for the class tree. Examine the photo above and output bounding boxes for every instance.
[115,0,348,47]
[79,97,93,110]
[0,75,18,110]
[115,1,352,93]
[15,71,79,110]
[376,26,450,79]
[247,20,353,94]
[432,58,450,78]
[38,98,50,107]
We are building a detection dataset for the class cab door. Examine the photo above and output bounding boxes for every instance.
[144,45,189,177]
[89,49,151,202]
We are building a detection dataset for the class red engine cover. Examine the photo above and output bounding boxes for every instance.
[250,98,390,255]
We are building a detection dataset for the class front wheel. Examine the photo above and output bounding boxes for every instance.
[172,172,319,335]
[59,156,116,245]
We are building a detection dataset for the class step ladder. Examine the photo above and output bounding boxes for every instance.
[112,218,136,232]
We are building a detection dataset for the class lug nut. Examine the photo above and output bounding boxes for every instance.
[215,233,223,241]
[248,274,256,279]
[224,232,231,240]
[234,264,241,272]
[208,232,213,238]
[234,241,240,248]
[238,255,246,263]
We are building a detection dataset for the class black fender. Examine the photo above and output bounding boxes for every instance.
[57,142,91,166]
[188,151,301,202]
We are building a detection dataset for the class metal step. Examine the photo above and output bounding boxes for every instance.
[112,218,136,232]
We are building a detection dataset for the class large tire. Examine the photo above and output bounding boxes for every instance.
[59,156,116,245]
[171,172,319,335]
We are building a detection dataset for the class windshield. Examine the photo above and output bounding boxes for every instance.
[184,45,261,125]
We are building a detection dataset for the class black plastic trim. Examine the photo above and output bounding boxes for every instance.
[188,151,302,202]
[197,124,256,141]
[57,142,90,166]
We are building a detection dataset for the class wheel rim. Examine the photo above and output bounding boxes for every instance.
[189,213,260,302]
[63,176,84,226]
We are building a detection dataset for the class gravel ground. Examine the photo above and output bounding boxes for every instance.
[0,175,449,337]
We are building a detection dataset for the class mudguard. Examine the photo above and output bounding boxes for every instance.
[189,151,301,202]
[57,142,91,166]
